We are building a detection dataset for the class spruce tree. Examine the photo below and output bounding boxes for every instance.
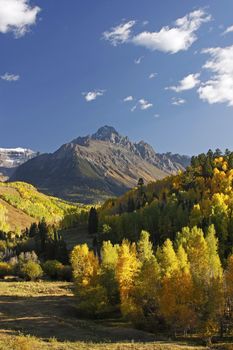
[88,207,98,235]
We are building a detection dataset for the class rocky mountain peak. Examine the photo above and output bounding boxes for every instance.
[91,126,121,143]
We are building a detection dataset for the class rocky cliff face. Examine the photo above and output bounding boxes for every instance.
[0,148,37,178]
[73,126,190,174]
[11,126,190,203]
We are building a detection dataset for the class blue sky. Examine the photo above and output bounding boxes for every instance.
[0,0,233,155]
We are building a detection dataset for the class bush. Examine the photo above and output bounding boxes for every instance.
[42,260,63,279]
[0,262,13,278]
[43,260,72,281]
[75,284,109,318]
[58,265,72,281]
[20,261,43,281]
[0,240,6,252]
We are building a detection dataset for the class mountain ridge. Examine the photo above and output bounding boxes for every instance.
[0,147,37,179]
[10,126,190,203]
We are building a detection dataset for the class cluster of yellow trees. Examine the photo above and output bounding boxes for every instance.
[0,182,88,230]
[0,203,9,232]
[71,227,233,335]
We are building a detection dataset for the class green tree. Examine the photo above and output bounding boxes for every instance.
[88,207,98,235]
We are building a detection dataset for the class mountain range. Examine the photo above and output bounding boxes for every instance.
[9,126,190,203]
[0,148,37,180]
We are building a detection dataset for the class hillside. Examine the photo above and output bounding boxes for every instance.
[98,149,233,259]
[0,182,87,232]
[11,126,190,203]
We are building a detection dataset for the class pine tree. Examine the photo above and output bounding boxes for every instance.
[88,207,98,235]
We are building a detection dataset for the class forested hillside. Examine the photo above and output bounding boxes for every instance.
[99,149,233,260]
[69,149,233,337]
[0,182,88,232]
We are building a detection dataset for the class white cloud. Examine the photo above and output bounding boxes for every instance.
[172,97,186,105]
[0,0,41,37]
[1,72,20,81]
[83,90,105,102]
[132,9,211,54]
[166,73,200,92]
[131,98,153,111]
[134,56,144,64]
[139,99,153,110]
[223,25,233,35]
[123,96,133,102]
[154,114,160,118]
[149,72,157,79]
[198,45,233,106]
[142,20,149,27]
[103,20,136,46]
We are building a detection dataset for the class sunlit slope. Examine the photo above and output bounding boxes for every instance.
[0,182,86,231]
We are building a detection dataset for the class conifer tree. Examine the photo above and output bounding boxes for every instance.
[88,207,98,235]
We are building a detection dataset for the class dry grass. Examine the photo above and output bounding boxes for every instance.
[0,197,34,231]
[0,334,208,350]
[0,281,214,350]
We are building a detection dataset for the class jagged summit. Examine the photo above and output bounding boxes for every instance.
[72,126,129,146]
[91,126,120,142]
[11,126,190,203]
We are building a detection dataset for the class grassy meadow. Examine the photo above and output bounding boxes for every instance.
[0,281,232,350]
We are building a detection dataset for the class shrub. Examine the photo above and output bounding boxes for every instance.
[0,240,6,253]
[42,260,63,279]
[58,265,72,281]
[0,262,13,278]
[20,261,43,281]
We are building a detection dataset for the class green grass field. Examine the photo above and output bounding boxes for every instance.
[0,281,231,350]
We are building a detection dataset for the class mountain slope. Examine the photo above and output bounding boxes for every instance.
[0,182,86,232]
[11,126,190,203]
[0,148,37,179]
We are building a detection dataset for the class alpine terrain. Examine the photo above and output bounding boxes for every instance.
[11,126,190,203]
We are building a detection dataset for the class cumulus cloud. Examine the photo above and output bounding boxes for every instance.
[103,10,211,54]
[0,0,41,37]
[82,90,105,102]
[1,72,20,81]
[223,25,233,35]
[166,73,200,92]
[139,99,153,110]
[198,45,233,106]
[149,72,157,79]
[103,20,136,46]
[131,98,153,112]
[132,9,211,54]
[123,96,133,102]
[172,97,186,105]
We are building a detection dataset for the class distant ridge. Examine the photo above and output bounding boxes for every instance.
[11,126,190,203]
[0,147,37,179]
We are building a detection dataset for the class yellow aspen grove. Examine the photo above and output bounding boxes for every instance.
[206,225,223,279]
[157,239,179,277]
[71,244,99,287]
[137,230,154,263]
[101,240,119,269]
[177,245,190,273]
[159,269,196,334]
[116,239,140,318]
